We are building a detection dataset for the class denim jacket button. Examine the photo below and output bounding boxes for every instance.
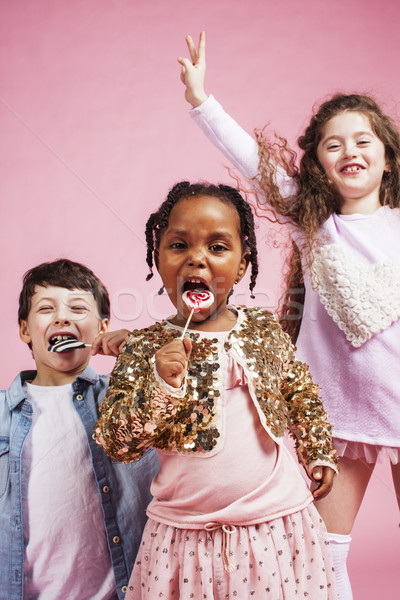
[113,536,120,544]
[76,394,84,401]
[103,485,110,493]
[122,586,127,593]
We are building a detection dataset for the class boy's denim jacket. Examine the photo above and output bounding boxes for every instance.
[96,307,337,476]
[0,365,158,600]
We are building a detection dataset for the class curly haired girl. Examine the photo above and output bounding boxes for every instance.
[179,31,400,600]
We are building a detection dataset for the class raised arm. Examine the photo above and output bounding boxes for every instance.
[178,31,208,108]
[178,32,297,196]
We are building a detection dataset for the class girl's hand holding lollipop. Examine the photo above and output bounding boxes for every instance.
[155,289,214,389]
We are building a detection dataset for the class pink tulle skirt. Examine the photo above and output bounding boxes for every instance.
[126,504,338,600]
[334,437,400,464]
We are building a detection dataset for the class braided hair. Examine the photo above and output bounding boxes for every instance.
[145,181,259,297]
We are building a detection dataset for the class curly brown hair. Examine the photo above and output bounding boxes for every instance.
[254,93,400,342]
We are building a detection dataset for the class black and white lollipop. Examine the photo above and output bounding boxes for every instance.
[48,335,91,353]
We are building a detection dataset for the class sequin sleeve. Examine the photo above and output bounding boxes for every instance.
[280,345,338,476]
[94,329,181,463]
[226,307,337,475]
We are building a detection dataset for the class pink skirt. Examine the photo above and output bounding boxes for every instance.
[334,437,400,464]
[126,504,338,600]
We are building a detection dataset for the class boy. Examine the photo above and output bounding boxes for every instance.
[0,259,158,600]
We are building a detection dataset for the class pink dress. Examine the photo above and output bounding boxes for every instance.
[190,95,400,463]
[125,332,337,600]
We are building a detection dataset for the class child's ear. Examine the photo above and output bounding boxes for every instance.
[99,319,109,334]
[19,320,32,345]
[236,251,250,282]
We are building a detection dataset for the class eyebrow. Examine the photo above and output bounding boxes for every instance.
[32,294,91,305]
[164,228,189,236]
[165,228,235,240]
[321,130,374,143]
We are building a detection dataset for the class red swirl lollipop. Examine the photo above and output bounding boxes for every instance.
[180,289,214,337]
[182,289,214,313]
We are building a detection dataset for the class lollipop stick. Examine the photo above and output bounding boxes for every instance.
[180,308,194,339]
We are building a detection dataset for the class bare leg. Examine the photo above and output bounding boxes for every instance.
[390,462,400,511]
[315,456,375,600]
[315,456,375,533]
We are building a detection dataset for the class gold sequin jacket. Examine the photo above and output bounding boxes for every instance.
[95,307,337,475]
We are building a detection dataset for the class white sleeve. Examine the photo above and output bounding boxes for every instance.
[190,95,297,200]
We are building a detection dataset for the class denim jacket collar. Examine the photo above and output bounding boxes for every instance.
[6,365,100,411]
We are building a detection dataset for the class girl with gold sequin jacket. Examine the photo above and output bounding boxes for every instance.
[95,182,338,600]
[178,32,400,600]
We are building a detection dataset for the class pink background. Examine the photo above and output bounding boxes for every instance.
[1,1,399,595]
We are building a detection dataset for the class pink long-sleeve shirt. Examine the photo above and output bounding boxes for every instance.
[191,95,400,447]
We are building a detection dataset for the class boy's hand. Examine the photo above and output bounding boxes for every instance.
[91,329,130,356]
[311,466,336,500]
[177,31,208,108]
[155,338,192,389]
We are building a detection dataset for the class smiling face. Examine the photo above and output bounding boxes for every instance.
[317,110,389,214]
[156,194,249,331]
[19,285,108,385]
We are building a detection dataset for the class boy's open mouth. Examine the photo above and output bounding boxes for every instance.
[48,333,78,348]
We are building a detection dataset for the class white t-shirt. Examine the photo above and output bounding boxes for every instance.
[22,382,116,600]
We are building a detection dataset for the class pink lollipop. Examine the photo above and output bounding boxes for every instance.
[183,289,214,312]
[181,289,214,338]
